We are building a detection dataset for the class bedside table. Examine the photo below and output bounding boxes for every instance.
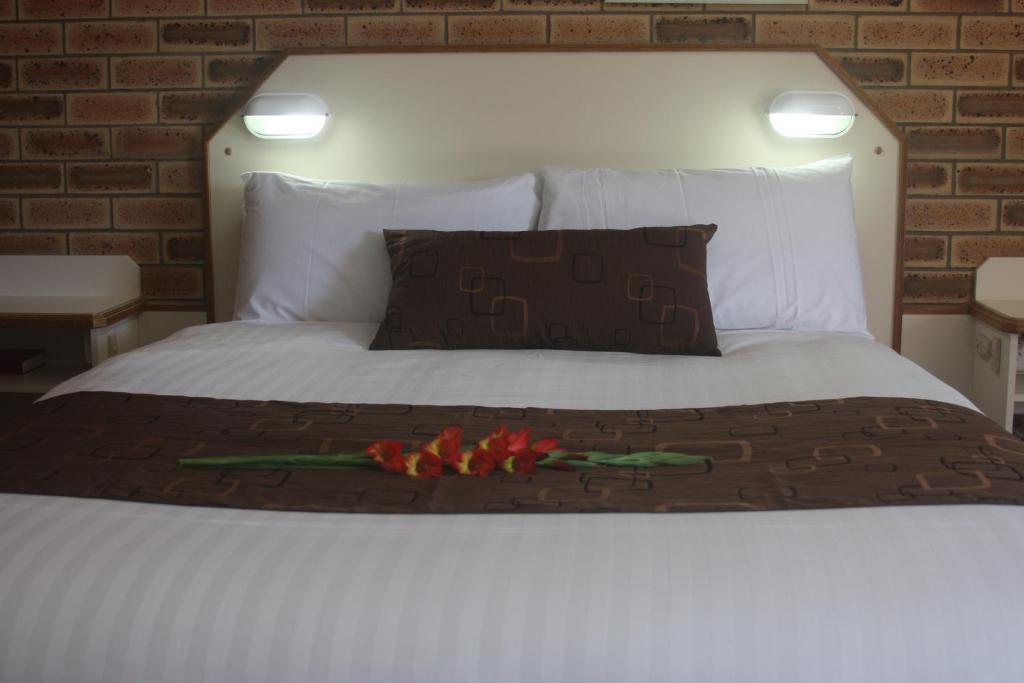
[969,257,1024,431]
[0,255,142,395]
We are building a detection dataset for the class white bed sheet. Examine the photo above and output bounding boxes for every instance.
[3,322,1022,683]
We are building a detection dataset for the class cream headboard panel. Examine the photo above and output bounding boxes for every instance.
[207,47,904,346]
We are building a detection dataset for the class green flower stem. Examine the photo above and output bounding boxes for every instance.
[179,453,374,470]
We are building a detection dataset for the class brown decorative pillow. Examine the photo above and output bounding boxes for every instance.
[370,226,720,356]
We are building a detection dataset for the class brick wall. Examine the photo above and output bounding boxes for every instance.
[0,0,1021,311]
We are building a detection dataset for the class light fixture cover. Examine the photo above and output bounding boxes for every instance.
[242,93,329,139]
[768,90,855,139]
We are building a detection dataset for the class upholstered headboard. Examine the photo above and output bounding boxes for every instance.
[206,47,904,347]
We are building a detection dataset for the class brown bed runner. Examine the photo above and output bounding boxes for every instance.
[1,391,1023,514]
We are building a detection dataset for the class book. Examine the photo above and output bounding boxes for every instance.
[0,349,45,375]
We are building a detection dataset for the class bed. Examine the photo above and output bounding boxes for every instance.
[3,48,1023,683]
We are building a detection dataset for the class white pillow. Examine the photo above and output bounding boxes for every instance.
[235,172,541,322]
[539,156,867,334]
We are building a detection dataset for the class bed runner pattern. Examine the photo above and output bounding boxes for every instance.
[1,391,1023,514]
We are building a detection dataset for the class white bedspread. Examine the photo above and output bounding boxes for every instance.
[3,322,1021,683]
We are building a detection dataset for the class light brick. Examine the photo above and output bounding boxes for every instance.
[0,232,65,255]
[141,265,203,299]
[23,197,109,229]
[957,163,1024,195]
[160,20,253,52]
[654,15,753,44]
[162,231,204,263]
[834,52,906,85]
[159,90,235,124]
[0,94,64,124]
[952,236,1024,267]
[902,271,972,305]
[67,92,157,124]
[550,15,650,45]
[407,0,495,10]
[114,197,203,229]
[904,235,947,267]
[0,163,62,193]
[962,17,1024,50]
[869,89,952,123]
[20,0,107,18]
[905,127,1002,159]
[910,53,1008,87]
[208,0,302,13]
[158,161,202,194]
[306,0,397,11]
[347,16,444,47]
[448,16,546,46]
[205,55,271,88]
[112,0,204,14]
[0,24,62,55]
[111,56,202,88]
[67,162,154,193]
[66,21,157,54]
[0,199,17,227]
[1007,128,1024,159]
[906,162,953,195]
[22,127,109,159]
[504,0,596,10]
[70,232,160,264]
[905,198,997,231]
[755,15,854,48]
[255,18,346,49]
[858,15,956,49]
[958,92,1024,124]
[19,58,107,91]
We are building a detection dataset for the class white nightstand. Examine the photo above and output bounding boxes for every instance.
[969,258,1024,431]
[0,255,142,394]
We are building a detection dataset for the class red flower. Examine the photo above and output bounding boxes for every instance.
[494,426,563,475]
[404,450,443,479]
[366,440,406,473]
[500,450,540,475]
[450,449,497,476]
[424,426,464,464]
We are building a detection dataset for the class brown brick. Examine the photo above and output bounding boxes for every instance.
[0,232,65,255]
[407,0,493,9]
[1006,128,1024,160]
[957,163,1024,195]
[1002,201,1024,229]
[0,94,63,124]
[550,15,650,45]
[958,92,1024,124]
[158,160,202,193]
[1015,55,1024,86]
[0,1,12,19]
[911,0,1006,10]
[306,0,397,11]
[809,0,904,8]
[0,199,17,227]
[208,0,302,13]
[857,16,956,50]
[902,271,972,305]
[905,198,997,231]
[834,52,906,85]
[205,55,271,88]
[161,20,253,52]
[20,0,107,18]
[654,15,752,44]
[67,21,157,54]
[67,162,154,193]
[159,90,235,124]
[755,15,854,48]
[962,17,1024,50]
[67,92,156,124]
[952,235,1024,268]
[0,163,62,193]
[112,126,201,159]
[114,196,202,229]
[23,197,108,229]
[19,58,107,91]
[906,162,952,195]
[504,0,595,9]
[112,0,203,15]
[0,61,13,90]
[70,232,160,263]
[905,127,1002,159]
[904,235,947,267]
[255,18,346,49]
[0,130,15,160]
[111,56,202,88]
[448,16,546,45]
[162,231,204,263]
[0,23,62,55]
[910,53,1008,87]
[22,127,109,159]
[141,265,203,299]
[870,89,952,123]
[347,16,444,46]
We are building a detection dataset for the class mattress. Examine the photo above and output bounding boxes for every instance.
[2,322,1022,683]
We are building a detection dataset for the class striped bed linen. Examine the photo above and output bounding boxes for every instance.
[2,321,1022,682]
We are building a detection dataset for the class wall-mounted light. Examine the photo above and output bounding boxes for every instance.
[768,91,855,139]
[242,93,329,140]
